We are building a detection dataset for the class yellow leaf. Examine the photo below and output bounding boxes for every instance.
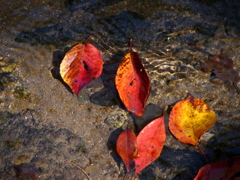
[169,94,216,145]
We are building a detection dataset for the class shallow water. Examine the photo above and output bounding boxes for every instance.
[0,0,240,179]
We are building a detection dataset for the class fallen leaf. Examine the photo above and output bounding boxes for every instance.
[60,41,103,95]
[223,157,240,180]
[116,116,166,177]
[169,94,216,145]
[115,40,150,116]
[201,53,240,94]
[194,157,240,180]
[190,46,240,94]
[14,165,38,180]
[134,116,166,177]
[116,129,137,172]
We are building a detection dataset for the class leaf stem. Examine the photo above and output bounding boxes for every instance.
[197,144,209,162]
[66,161,92,180]
[85,35,93,44]
[129,39,133,52]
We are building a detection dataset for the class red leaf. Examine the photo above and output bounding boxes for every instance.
[116,129,137,172]
[134,116,166,177]
[194,157,240,180]
[115,41,150,116]
[60,43,103,95]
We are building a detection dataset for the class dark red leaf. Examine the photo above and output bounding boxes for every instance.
[191,46,240,94]
[14,165,38,180]
[116,129,137,172]
[194,157,240,180]
[60,43,103,95]
[201,53,240,92]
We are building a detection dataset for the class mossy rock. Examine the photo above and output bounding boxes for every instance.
[4,139,23,149]
[15,154,31,165]
[0,56,17,73]
[13,87,31,100]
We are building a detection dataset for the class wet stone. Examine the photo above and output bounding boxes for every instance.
[104,107,128,129]
[0,56,17,74]
[13,87,31,100]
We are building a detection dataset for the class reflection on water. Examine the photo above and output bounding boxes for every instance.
[0,0,240,179]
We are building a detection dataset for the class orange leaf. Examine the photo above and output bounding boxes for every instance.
[115,49,150,116]
[169,94,216,145]
[116,129,137,172]
[60,43,103,95]
[134,116,166,177]
[194,157,240,180]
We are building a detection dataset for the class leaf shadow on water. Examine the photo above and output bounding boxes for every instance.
[106,127,124,171]
[14,24,72,48]
[130,103,163,134]
[160,147,205,180]
[89,51,125,107]
[205,124,240,161]
[51,47,75,95]
[132,145,205,180]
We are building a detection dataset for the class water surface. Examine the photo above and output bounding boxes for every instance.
[0,0,240,179]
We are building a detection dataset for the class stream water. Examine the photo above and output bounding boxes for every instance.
[0,0,240,179]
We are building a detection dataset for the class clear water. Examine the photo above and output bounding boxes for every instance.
[0,0,240,179]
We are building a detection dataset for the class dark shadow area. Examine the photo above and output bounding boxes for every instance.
[64,0,106,13]
[224,1,240,37]
[137,146,205,180]
[89,87,118,106]
[89,50,125,107]
[14,24,73,48]
[51,50,65,79]
[131,103,163,133]
[51,47,75,95]
[138,168,156,180]
[200,127,240,179]
[162,147,205,180]
[233,172,240,179]
[106,127,124,170]
[205,125,240,162]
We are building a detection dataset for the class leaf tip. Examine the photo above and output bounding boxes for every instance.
[186,93,194,101]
